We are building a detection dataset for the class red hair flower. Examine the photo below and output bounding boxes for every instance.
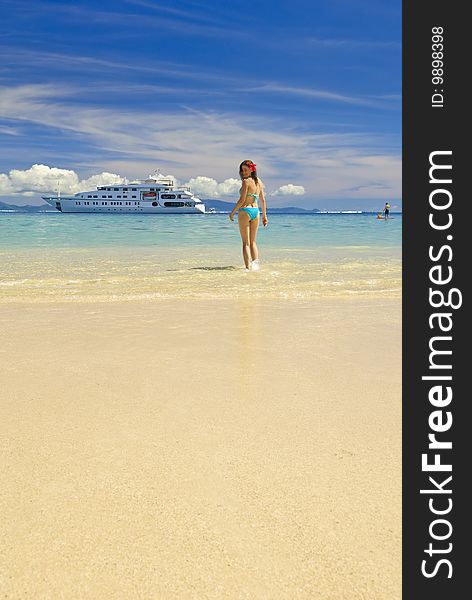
[250,163,257,172]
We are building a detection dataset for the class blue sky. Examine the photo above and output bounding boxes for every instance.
[0,0,401,209]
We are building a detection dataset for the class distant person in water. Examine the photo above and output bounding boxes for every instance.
[229,160,268,270]
[384,202,391,219]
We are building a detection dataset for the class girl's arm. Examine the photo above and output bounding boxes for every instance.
[229,179,248,220]
[259,180,268,226]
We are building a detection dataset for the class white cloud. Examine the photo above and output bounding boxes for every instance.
[0,125,21,136]
[243,84,374,106]
[0,84,401,204]
[0,164,124,196]
[270,184,306,196]
[0,164,241,200]
[182,176,240,197]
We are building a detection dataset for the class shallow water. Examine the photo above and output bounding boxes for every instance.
[0,214,401,302]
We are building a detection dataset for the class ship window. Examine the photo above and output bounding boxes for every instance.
[102,195,106,198]
[87,195,92,198]
[152,201,158,207]
[132,195,136,198]
[163,201,185,207]
[123,187,128,191]
[161,194,176,199]
[131,188,137,191]
[185,202,193,207]
[108,195,112,198]
[123,195,127,198]
[114,188,119,191]
[117,195,121,198]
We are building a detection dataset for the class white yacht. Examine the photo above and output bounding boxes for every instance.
[42,175,205,214]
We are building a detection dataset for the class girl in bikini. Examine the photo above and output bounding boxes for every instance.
[229,160,268,270]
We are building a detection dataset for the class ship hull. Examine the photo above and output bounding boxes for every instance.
[42,197,206,214]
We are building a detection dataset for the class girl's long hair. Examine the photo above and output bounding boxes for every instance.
[239,159,259,186]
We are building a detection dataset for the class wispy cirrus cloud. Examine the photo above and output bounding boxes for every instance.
[3,0,248,41]
[0,124,21,136]
[0,47,399,111]
[123,0,225,25]
[296,36,401,49]
[0,47,213,81]
[240,83,380,107]
[0,84,401,204]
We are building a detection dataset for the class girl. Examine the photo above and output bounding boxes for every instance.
[229,160,268,270]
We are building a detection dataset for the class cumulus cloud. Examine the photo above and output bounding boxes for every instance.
[182,176,240,197]
[270,184,306,196]
[0,164,242,201]
[0,164,124,197]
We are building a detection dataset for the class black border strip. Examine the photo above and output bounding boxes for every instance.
[403,2,466,597]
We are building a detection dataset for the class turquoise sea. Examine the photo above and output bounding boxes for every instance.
[0,213,401,302]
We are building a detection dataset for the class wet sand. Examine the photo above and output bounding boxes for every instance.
[0,297,401,599]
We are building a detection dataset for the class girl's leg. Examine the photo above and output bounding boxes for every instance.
[249,214,260,261]
[238,211,252,268]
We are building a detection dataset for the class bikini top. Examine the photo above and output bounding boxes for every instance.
[239,187,259,197]
[240,177,261,199]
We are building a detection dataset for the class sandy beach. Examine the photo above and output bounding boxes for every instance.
[0,296,401,599]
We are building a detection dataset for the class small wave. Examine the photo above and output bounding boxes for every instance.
[0,278,30,286]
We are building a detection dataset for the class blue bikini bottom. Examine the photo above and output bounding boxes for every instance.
[239,207,259,221]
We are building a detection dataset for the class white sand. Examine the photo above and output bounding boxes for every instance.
[0,298,401,599]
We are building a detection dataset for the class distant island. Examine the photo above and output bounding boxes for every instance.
[0,199,401,214]
[0,200,56,212]
[202,200,322,214]
[0,199,322,214]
